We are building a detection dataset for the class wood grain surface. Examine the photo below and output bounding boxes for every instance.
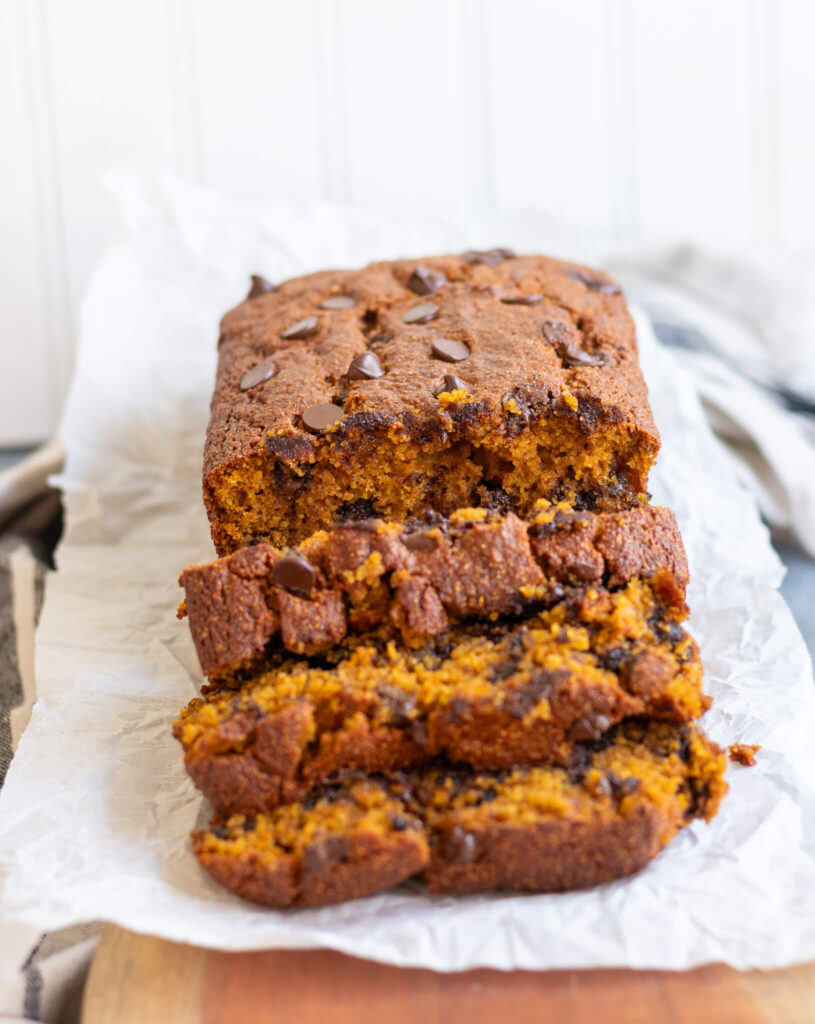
[82,925,815,1024]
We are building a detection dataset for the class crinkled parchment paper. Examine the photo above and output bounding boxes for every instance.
[1,177,814,970]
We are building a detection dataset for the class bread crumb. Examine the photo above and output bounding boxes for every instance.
[728,743,759,767]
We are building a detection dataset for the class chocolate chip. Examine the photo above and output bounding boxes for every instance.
[301,402,343,434]
[568,713,612,742]
[567,745,592,784]
[347,351,384,380]
[239,357,276,391]
[282,316,319,339]
[211,825,231,840]
[435,373,468,396]
[541,320,571,345]
[378,684,417,726]
[607,772,640,798]
[265,433,314,463]
[336,499,379,522]
[567,268,621,295]
[500,293,542,305]
[401,531,438,553]
[320,294,356,310]
[302,836,351,872]
[272,550,317,596]
[389,812,411,831]
[409,719,428,747]
[542,323,605,368]
[431,338,470,363]
[443,826,479,865]
[461,248,515,266]
[597,647,629,672]
[402,302,440,324]
[247,275,275,299]
[561,342,605,368]
[408,266,447,296]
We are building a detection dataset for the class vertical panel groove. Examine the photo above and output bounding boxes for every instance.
[21,0,73,421]
[748,0,781,243]
[313,0,350,203]
[460,0,495,214]
[168,0,205,182]
[606,0,638,240]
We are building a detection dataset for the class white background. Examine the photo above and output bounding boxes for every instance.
[2,0,814,445]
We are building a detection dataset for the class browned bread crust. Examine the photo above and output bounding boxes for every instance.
[175,574,708,818]
[180,505,688,679]
[195,801,428,909]
[204,252,659,553]
[192,721,726,907]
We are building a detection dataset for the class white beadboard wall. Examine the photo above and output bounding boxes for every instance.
[2,0,814,444]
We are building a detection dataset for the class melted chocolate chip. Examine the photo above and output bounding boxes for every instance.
[567,745,592,784]
[389,812,410,831]
[607,772,640,798]
[336,499,379,522]
[408,266,447,296]
[597,647,629,672]
[272,551,317,596]
[401,531,438,553]
[247,275,275,299]
[265,433,314,463]
[559,341,605,368]
[320,294,356,310]
[347,351,384,380]
[431,338,470,363]
[567,268,621,295]
[500,293,542,305]
[461,248,515,266]
[239,357,276,391]
[435,373,468,396]
[282,316,319,340]
[211,825,231,840]
[502,668,566,719]
[301,402,343,434]
[402,302,440,325]
[541,320,571,345]
[378,684,417,726]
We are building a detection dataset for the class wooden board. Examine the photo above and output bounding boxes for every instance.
[82,925,815,1024]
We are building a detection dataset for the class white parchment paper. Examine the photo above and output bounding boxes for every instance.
[1,177,814,970]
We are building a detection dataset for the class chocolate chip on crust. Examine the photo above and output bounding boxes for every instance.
[320,295,356,310]
[240,357,276,391]
[402,302,440,325]
[435,374,468,396]
[442,826,479,864]
[247,275,275,299]
[408,266,447,296]
[401,531,438,553]
[347,352,385,380]
[282,316,319,339]
[461,248,515,266]
[500,293,542,305]
[272,551,317,597]
[431,338,470,363]
[567,268,621,295]
[302,403,343,434]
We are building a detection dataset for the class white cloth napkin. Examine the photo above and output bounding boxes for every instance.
[606,247,815,557]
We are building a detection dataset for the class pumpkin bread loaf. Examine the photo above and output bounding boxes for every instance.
[204,252,659,554]
[180,504,688,680]
[192,720,726,908]
[175,568,708,817]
